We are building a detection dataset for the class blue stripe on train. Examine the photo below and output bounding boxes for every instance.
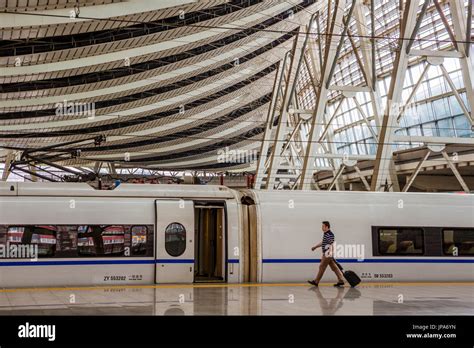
[0,259,240,266]
[0,258,471,266]
[0,259,155,266]
[262,258,474,264]
[156,259,194,264]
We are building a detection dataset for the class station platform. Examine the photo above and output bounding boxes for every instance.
[0,283,472,316]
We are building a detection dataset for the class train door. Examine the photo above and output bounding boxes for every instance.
[155,199,194,283]
[240,195,259,282]
[194,202,226,282]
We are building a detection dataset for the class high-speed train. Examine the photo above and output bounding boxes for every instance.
[0,182,472,287]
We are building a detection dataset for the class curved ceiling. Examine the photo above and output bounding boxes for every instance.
[0,0,319,171]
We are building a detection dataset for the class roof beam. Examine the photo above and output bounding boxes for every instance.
[0,0,201,28]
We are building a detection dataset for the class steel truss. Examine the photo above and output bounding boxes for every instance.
[255,0,473,192]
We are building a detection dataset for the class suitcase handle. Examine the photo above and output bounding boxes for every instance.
[334,259,344,272]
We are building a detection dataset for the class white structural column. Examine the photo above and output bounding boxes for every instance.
[354,0,399,192]
[402,150,431,192]
[370,0,420,191]
[441,150,470,192]
[353,0,382,127]
[265,33,303,189]
[1,151,14,181]
[449,0,474,125]
[255,13,331,190]
[299,0,349,190]
[254,57,287,189]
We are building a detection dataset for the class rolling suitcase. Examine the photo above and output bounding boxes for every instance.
[334,260,361,287]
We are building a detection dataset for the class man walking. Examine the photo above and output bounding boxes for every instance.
[308,221,345,287]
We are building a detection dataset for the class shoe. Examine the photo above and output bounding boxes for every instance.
[333,280,344,287]
[307,280,318,286]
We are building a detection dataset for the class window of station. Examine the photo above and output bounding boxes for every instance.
[378,228,424,255]
[442,229,474,256]
[165,222,186,257]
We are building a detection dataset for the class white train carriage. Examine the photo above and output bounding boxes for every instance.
[0,182,241,287]
[243,190,474,283]
[0,182,472,287]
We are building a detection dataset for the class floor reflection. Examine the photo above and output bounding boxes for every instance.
[0,283,472,316]
[307,286,356,315]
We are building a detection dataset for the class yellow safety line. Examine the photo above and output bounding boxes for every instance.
[0,282,473,293]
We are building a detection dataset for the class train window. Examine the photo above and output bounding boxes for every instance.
[442,229,474,256]
[1,224,153,258]
[6,227,23,244]
[78,225,125,256]
[102,226,125,255]
[131,226,148,255]
[55,226,78,257]
[6,226,57,257]
[378,228,424,255]
[165,222,186,257]
[77,226,100,255]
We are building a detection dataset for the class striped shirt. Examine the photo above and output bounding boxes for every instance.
[322,230,335,254]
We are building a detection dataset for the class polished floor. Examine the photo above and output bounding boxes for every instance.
[0,283,472,315]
